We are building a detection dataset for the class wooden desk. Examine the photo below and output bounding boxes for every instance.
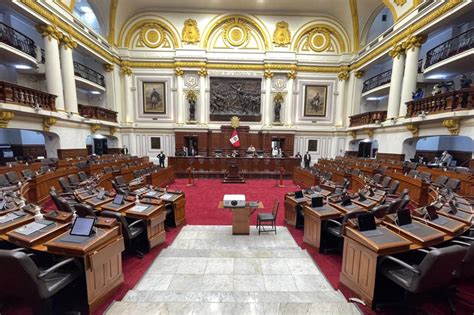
[303,204,341,250]
[293,167,319,188]
[329,202,365,214]
[284,194,308,226]
[160,192,186,226]
[218,201,263,235]
[45,226,124,312]
[352,198,378,209]
[438,205,473,224]
[85,196,114,208]
[414,215,466,236]
[100,201,134,212]
[125,203,166,249]
[384,221,446,247]
[417,166,474,197]
[384,171,430,207]
[145,166,175,187]
[0,213,34,234]
[6,220,70,247]
[27,167,79,203]
[340,226,412,307]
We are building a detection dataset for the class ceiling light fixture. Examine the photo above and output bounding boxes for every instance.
[15,65,32,69]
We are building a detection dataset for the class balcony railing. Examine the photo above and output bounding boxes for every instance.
[349,111,387,127]
[405,87,474,117]
[362,69,392,93]
[74,62,106,87]
[425,28,474,69]
[0,22,37,58]
[78,104,117,122]
[0,80,56,111]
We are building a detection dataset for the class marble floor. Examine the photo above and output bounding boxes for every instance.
[106,225,361,315]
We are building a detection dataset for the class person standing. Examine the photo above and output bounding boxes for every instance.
[295,152,302,167]
[304,151,311,168]
[157,151,166,168]
[121,145,129,155]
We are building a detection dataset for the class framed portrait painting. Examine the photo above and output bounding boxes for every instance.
[143,82,166,114]
[304,85,327,117]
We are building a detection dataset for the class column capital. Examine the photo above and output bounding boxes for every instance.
[0,111,15,128]
[110,126,117,135]
[59,34,77,49]
[103,63,115,72]
[354,70,365,79]
[338,71,350,81]
[36,23,61,41]
[402,34,427,51]
[264,70,273,79]
[197,67,208,77]
[175,67,184,77]
[406,123,419,137]
[388,43,405,59]
[287,70,297,80]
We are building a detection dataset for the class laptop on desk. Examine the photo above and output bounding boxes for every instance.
[60,217,95,243]
[357,213,384,237]
[294,190,306,203]
[396,209,420,231]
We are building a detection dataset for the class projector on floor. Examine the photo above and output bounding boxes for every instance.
[223,194,246,208]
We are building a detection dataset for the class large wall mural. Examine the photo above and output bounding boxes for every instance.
[209,77,262,122]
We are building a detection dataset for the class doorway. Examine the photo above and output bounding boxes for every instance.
[358,142,371,158]
[93,138,108,155]
[185,136,198,156]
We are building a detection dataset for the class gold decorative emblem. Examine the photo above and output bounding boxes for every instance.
[406,124,419,137]
[338,71,349,81]
[442,119,460,135]
[349,130,356,140]
[140,22,166,48]
[175,67,184,77]
[263,70,273,79]
[306,27,331,52]
[287,70,297,80]
[402,34,427,51]
[354,70,365,79]
[120,61,132,76]
[59,34,77,49]
[273,21,291,47]
[182,19,200,44]
[185,90,198,102]
[91,124,101,134]
[103,64,114,72]
[230,116,240,129]
[365,128,374,138]
[0,111,15,128]
[197,68,208,77]
[273,92,284,103]
[43,117,57,132]
[389,43,405,59]
[394,0,407,6]
[110,126,117,135]
[36,23,61,41]
[222,18,250,47]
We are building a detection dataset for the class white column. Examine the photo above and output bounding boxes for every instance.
[387,44,406,119]
[264,71,273,126]
[176,68,185,124]
[400,35,426,117]
[59,35,78,114]
[198,69,207,124]
[38,25,64,111]
[346,70,364,126]
[335,71,349,127]
[104,64,117,111]
[286,71,296,126]
[120,65,133,124]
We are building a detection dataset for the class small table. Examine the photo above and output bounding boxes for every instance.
[218,201,263,235]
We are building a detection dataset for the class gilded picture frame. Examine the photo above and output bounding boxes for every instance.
[304,85,327,117]
[143,82,166,114]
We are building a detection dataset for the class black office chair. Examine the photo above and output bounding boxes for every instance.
[112,180,129,195]
[378,245,467,313]
[399,195,411,210]
[67,174,80,186]
[0,175,16,188]
[78,171,88,182]
[256,199,279,234]
[100,210,146,258]
[433,175,448,187]
[452,236,474,279]
[39,165,50,174]
[372,173,382,184]
[370,204,389,219]
[386,198,402,214]
[133,170,142,179]
[5,171,20,184]
[384,180,400,194]
[49,190,76,213]
[407,170,418,178]
[295,204,305,229]
[74,203,97,218]
[444,178,461,192]
[324,210,366,254]
[0,249,81,314]
[336,178,350,190]
[114,176,127,188]
[21,169,34,179]
[379,176,392,189]
[58,177,74,193]
[399,188,409,200]
[418,172,431,182]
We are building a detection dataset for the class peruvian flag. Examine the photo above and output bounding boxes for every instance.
[229,129,240,148]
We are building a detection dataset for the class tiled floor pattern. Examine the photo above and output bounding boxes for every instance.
[106,225,360,314]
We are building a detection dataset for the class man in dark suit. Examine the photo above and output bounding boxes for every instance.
[121,145,129,155]
[304,152,311,168]
[158,151,166,168]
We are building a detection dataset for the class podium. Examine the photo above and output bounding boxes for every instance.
[222,159,245,183]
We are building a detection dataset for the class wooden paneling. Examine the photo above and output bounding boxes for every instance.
[293,167,319,188]
[284,196,297,226]
[57,148,88,159]
[10,144,46,159]
[376,153,405,161]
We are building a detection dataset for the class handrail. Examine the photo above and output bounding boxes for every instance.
[78,104,117,122]
[0,80,56,111]
[73,62,105,87]
[362,69,392,93]
[349,111,387,127]
[0,22,37,58]
[405,87,474,117]
[425,28,474,69]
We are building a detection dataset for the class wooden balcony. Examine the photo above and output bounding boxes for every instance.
[78,104,117,122]
[349,111,387,127]
[0,80,56,111]
[405,87,474,117]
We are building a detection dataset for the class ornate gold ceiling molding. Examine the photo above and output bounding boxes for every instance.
[53,0,75,13]
[107,0,118,45]
[0,111,15,128]
[123,19,179,49]
[292,22,347,53]
[348,0,360,52]
[202,14,270,50]
[273,21,291,47]
[287,70,297,80]
[402,34,427,51]
[182,19,200,44]
[110,126,117,135]
[91,124,101,134]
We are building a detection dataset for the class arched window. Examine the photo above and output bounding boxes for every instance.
[73,0,103,35]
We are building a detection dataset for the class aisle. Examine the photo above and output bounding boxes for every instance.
[106,225,360,315]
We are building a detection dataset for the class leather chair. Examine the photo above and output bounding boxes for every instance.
[58,177,74,193]
[0,249,81,314]
[418,172,431,181]
[379,176,392,189]
[21,169,34,179]
[407,170,418,178]
[433,175,448,187]
[444,178,461,192]
[100,210,146,258]
[372,173,382,184]
[256,199,279,234]
[399,195,411,210]
[324,210,366,253]
[49,190,76,213]
[379,245,467,313]
[74,203,97,218]
[114,176,127,187]
[39,166,50,174]
[112,180,130,195]
[67,174,80,186]
[5,171,20,184]
[0,174,13,187]
[132,170,142,179]
[370,204,389,219]
[399,188,409,200]
[384,180,400,194]
[452,236,474,279]
[78,171,88,182]
[386,198,402,214]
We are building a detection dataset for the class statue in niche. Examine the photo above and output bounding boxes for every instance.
[273,92,284,123]
[186,90,198,122]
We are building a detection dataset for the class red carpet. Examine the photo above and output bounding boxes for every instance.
[3,179,473,314]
